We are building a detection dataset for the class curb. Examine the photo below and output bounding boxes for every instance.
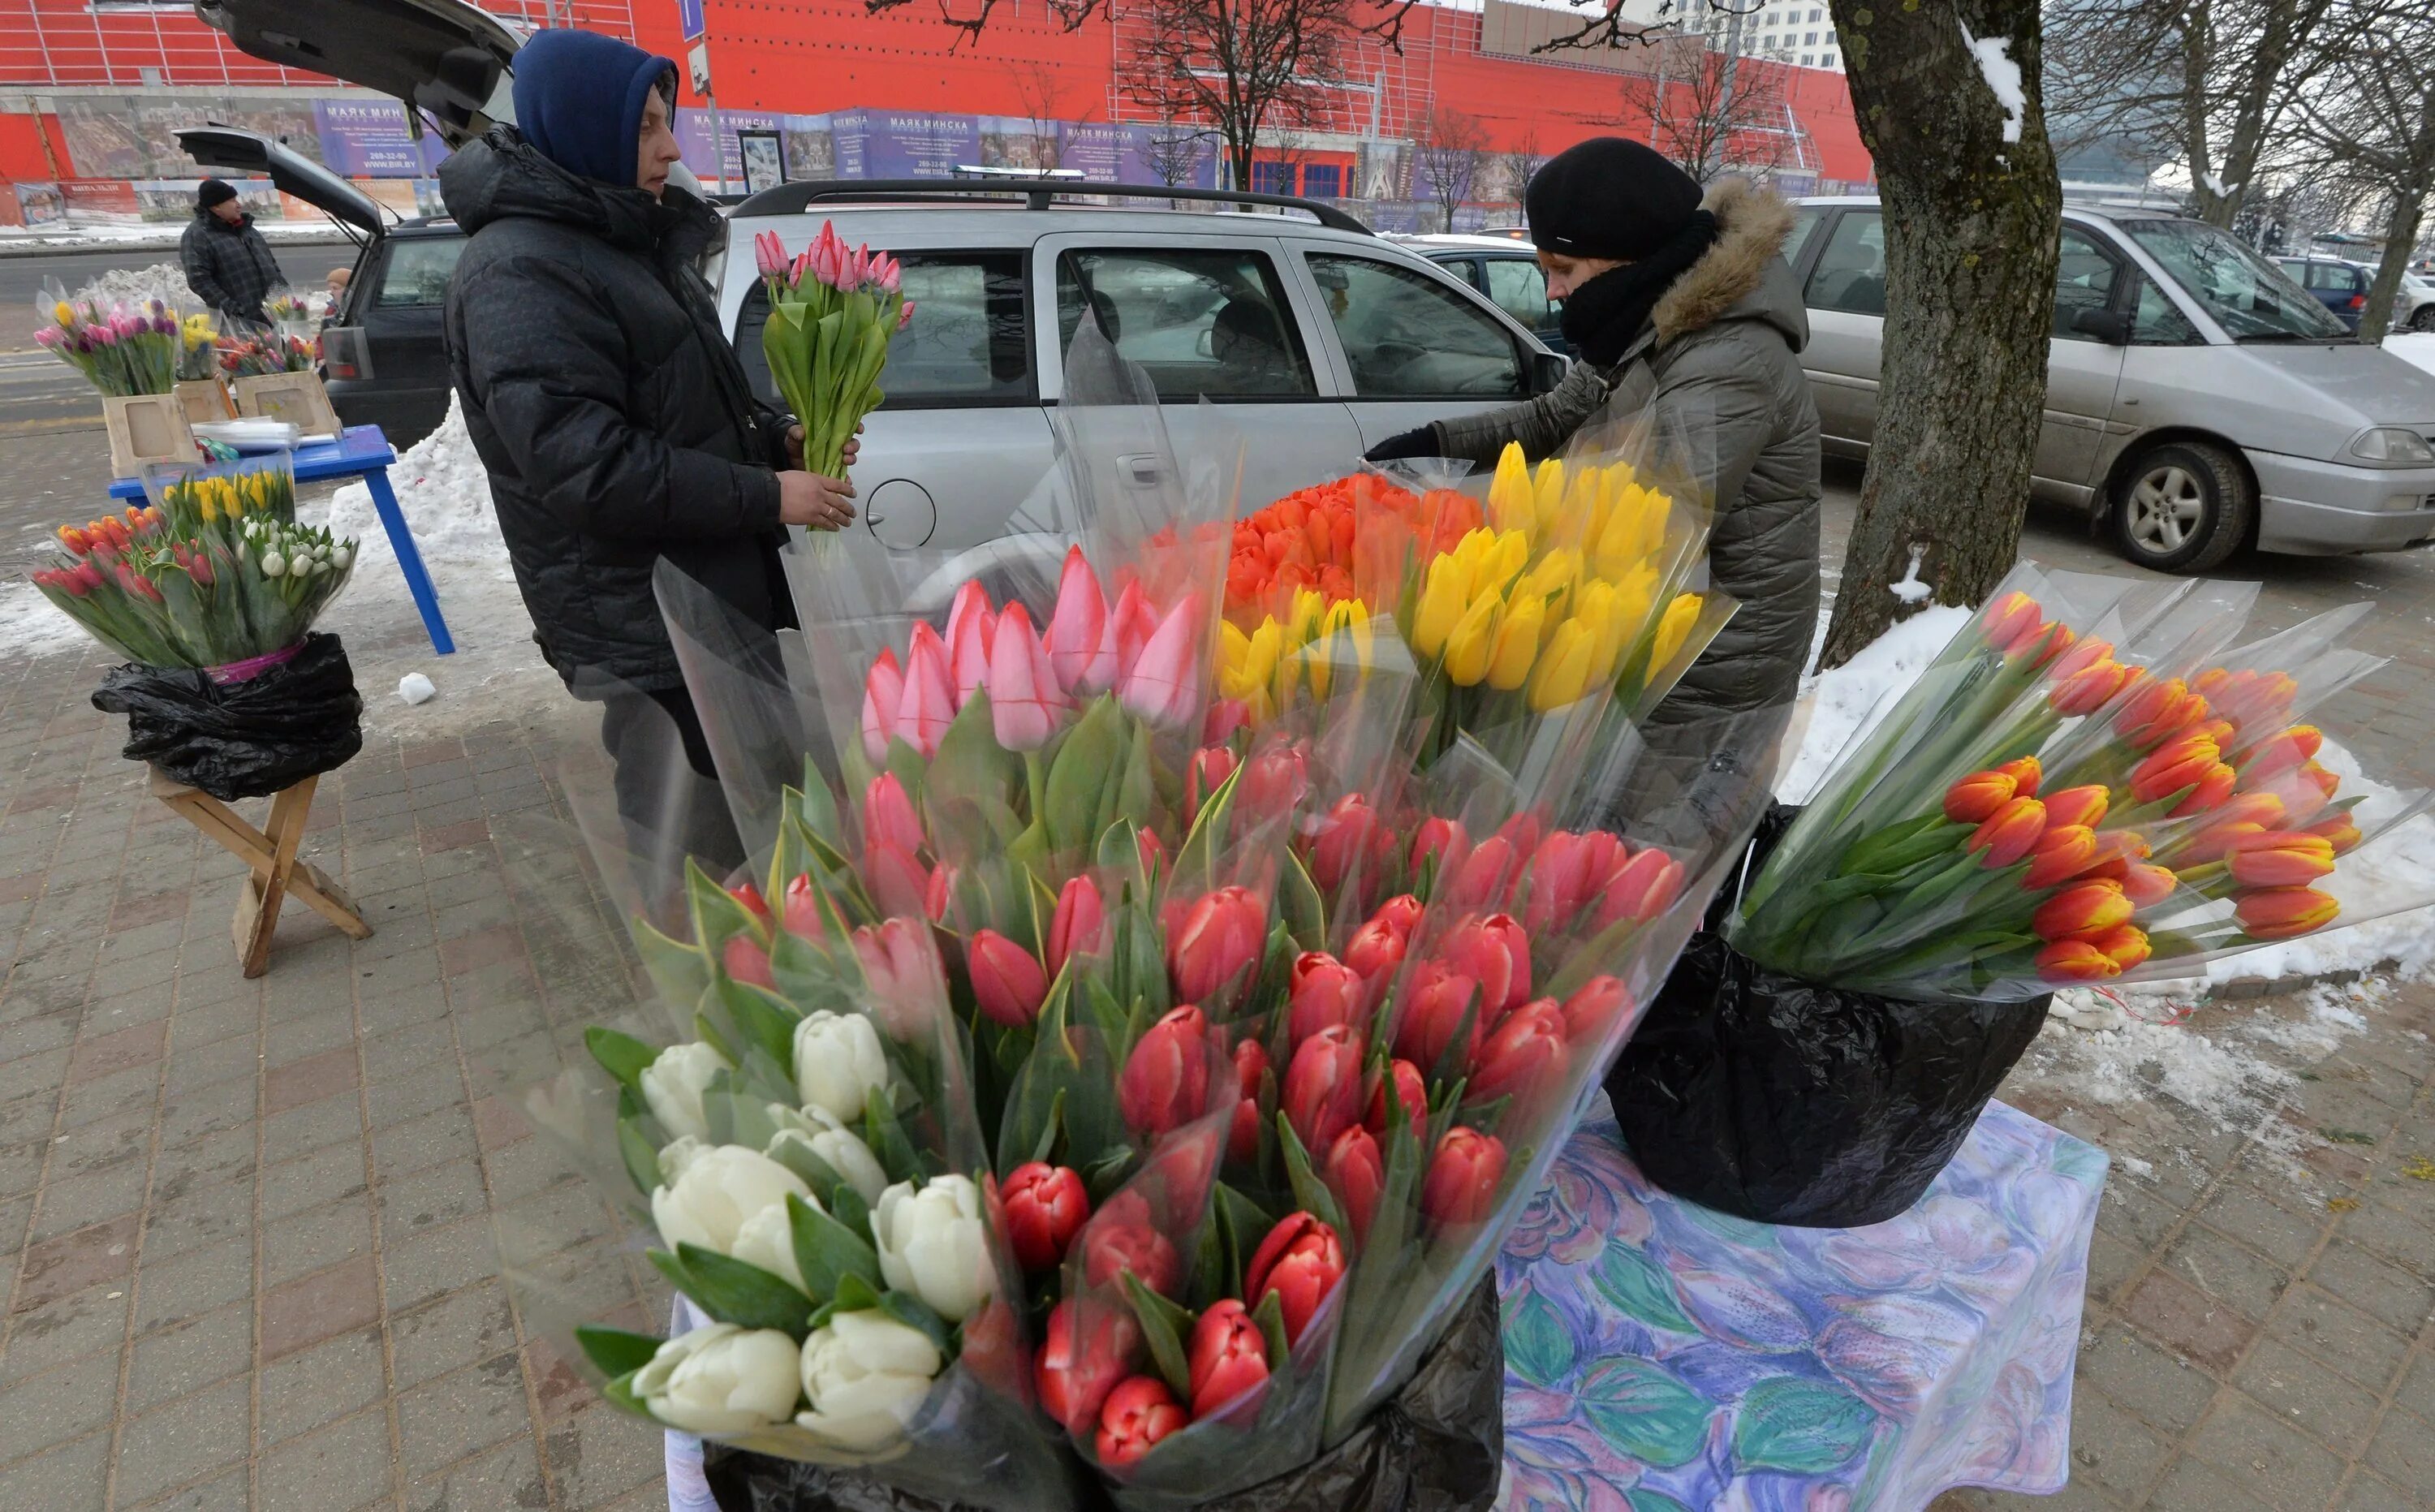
[0,233,355,258]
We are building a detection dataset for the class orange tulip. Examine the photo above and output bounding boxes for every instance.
[2087,924,2152,971]
[2235,886,2339,940]
[2201,668,2299,732]
[2204,791,2286,834]
[2129,731,2220,803]
[2177,820,2267,866]
[2227,832,2336,888]
[2237,724,2321,783]
[1995,756,2043,799]
[2040,785,2109,831]
[1967,796,2048,867]
[2305,812,2363,855]
[1980,591,2045,652]
[2115,676,2204,748]
[2168,762,2238,817]
[2023,825,2097,889]
[2049,648,2132,716]
[1943,768,2018,824]
[2036,937,2123,982]
[2031,879,2133,941]
[2123,863,2179,907]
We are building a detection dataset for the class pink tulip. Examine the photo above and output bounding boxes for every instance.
[1118,592,1206,730]
[897,622,956,758]
[852,917,946,1037]
[1111,580,1158,681]
[1047,547,1115,695]
[946,582,996,709]
[1047,874,1105,979]
[987,603,1064,752]
[879,256,902,293]
[791,248,813,286]
[866,842,930,921]
[860,648,905,764]
[754,230,786,278]
[861,772,923,861]
[898,299,915,332]
[968,928,1049,1028]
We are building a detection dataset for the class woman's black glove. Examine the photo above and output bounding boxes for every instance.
[1363,425,1439,464]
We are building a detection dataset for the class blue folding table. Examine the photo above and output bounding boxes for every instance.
[109,424,455,655]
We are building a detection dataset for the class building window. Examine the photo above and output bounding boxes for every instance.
[1810,6,1822,19]
[1250,161,1295,196]
[1301,162,1341,198]
[1805,30,1818,43]
[1824,50,1838,66]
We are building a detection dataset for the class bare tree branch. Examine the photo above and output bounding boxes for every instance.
[1412,105,1488,230]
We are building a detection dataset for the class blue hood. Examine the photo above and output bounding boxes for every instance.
[509,28,674,190]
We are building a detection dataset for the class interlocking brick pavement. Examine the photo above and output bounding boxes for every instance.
[5,448,2435,1508]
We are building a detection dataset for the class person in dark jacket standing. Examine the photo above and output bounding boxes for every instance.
[180,179,283,327]
[1368,139,1821,746]
[441,28,855,873]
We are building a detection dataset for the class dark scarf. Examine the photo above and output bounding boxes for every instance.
[1558,210,1720,368]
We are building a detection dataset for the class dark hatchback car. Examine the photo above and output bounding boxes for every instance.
[179,124,466,450]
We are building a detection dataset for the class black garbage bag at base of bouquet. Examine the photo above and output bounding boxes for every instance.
[1605,803,2050,1228]
[91,632,364,802]
[700,1282,1506,1512]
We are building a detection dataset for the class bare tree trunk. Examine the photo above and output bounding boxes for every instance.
[2360,192,2427,344]
[1817,0,2062,671]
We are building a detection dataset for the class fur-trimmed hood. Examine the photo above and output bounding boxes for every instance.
[1650,178,1804,348]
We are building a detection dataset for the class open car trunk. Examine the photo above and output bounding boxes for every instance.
[192,0,520,148]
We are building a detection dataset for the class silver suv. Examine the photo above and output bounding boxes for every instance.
[717,182,1566,561]
[1793,196,2435,571]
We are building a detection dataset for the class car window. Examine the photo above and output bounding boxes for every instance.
[1805,211,1886,316]
[1055,248,1316,400]
[735,251,1029,407]
[2305,263,2340,291]
[2051,228,2122,341]
[2121,219,2351,341]
[2127,274,2200,346]
[373,237,466,308]
[1786,204,1828,268]
[1306,252,1527,399]
[1481,256,1554,330]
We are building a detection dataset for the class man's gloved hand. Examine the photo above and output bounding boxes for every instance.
[1363,425,1439,464]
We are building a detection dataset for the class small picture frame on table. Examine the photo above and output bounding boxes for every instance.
[103,394,196,479]
[232,372,342,441]
[175,379,236,425]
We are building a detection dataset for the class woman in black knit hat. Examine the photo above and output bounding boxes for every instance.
[1368,138,1822,740]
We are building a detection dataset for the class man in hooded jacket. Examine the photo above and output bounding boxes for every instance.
[1368,139,1821,751]
[441,28,855,872]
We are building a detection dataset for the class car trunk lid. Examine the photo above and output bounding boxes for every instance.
[192,0,519,148]
[178,125,387,240]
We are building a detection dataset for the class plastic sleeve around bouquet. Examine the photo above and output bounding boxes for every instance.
[460,706,1075,1510]
[1730,563,2435,1001]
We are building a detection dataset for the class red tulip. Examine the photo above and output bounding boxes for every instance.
[2087,923,2152,971]
[1003,1162,1089,1272]
[1186,1299,1271,1418]
[1596,846,1686,928]
[2237,723,2322,784]
[1245,1213,1344,1346]
[2123,863,2179,907]
[722,933,775,991]
[2035,937,2123,982]
[1186,745,1238,829]
[1037,1299,1139,1436]
[2235,885,2339,939]
[2202,790,2287,835]
[2042,784,2110,832]
[1096,1375,1187,1467]
[1561,976,1632,1044]
[896,621,956,759]
[1283,1024,1365,1157]
[1993,756,2043,799]
[1393,961,1484,1070]
[862,772,922,860]
[1083,1191,1183,1294]
[729,881,773,928]
[1287,952,1363,1045]
[864,841,931,921]
[1442,835,1519,909]
[2117,675,2204,747]
[1237,745,1309,821]
[1308,793,1391,894]
[2227,832,2337,888]
[1048,546,1116,696]
[987,603,1066,751]
[1979,590,2045,653]
[1420,1126,1507,1227]
[1345,911,1411,986]
[781,872,825,941]
[1522,830,1600,936]
[2049,648,2131,716]
[1203,697,1248,745]
[1167,886,1266,1004]
[2202,668,2299,733]
[1118,1004,1213,1139]
[969,929,1049,1028]
[1410,817,1472,887]
[1967,797,2047,868]
[860,647,904,764]
[1364,1058,1428,1145]
[1468,997,1567,1107]
[946,579,997,709]
[1228,1038,1269,1165]
[1943,769,2019,825]
[1047,875,1106,980]
[924,864,954,924]
[1373,893,1426,936]
[2168,761,2238,817]
[1137,827,1167,881]
[2031,879,2133,941]
[2130,730,2222,804]
[1440,913,1532,1019]
[1322,1125,1386,1245]
[2305,812,2362,855]
[1118,592,1206,729]
[2022,825,2097,889]
[2177,820,2266,867]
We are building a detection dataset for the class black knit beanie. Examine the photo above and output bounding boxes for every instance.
[196,179,239,210]
[1526,138,1705,261]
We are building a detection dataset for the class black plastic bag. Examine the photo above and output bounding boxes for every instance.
[700,1281,1505,1512]
[1605,803,2049,1227]
[92,633,363,801]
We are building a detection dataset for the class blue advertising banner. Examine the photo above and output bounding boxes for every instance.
[833,110,982,179]
[314,101,445,178]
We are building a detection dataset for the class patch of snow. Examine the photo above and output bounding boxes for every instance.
[2385,332,2435,377]
[1778,603,1972,804]
[58,261,192,310]
[1887,544,1932,604]
[1957,19,2027,146]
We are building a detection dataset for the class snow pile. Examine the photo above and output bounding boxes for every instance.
[1957,19,2027,147]
[2386,332,2435,377]
[71,261,191,311]
[317,394,508,571]
[1779,603,1972,803]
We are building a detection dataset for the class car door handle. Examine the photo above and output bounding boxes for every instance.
[1118,454,1165,488]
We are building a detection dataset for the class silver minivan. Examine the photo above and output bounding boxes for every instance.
[1792,196,2435,572]
[715,183,1567,575]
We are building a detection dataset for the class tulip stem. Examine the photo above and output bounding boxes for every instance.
[1024,751,1048,828]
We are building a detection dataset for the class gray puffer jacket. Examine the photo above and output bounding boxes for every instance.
[1430,179,1822,737]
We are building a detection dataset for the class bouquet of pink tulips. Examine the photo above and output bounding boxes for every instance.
[754,222,913,479]
[33,283,180,397]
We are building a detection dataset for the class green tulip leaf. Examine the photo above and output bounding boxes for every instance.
[1249,1286,1291,1371]
[1045,698,1124,854]
[1277,852,1326,952]
[618,1115,662,1201]
[1577,1357,1712,1468]
[601,1368,649,1421]
[1122,1270,1196,1399]
[877,1290,956,1356]
[686,858,761,955]
[787,1192,881,1307]
[765,1138,844,1202]
[863,1084,923,1185]
[673,1243,815,1333]
[927,691,1015,816]
[1731,1376,1876,1474]
[798,759,847,848]
[627,917,709,1008]
[575,1325,665,1380]
[1274,1113,1347,1237]
[585,1027,659,1094]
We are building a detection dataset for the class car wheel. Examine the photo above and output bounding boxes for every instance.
[2108,441,2252,574]
[2412,305,2435,332]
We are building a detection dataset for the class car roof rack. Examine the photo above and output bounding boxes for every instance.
[730,177,1373,235]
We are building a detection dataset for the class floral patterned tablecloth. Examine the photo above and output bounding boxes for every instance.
[1493,1099,2106,1512]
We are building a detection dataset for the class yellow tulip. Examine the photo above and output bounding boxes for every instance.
[1532,459,1564,532]
[1651,592,1703,671]
[1481,528,1530,592]
[1442,591,1502,687]
[1487,443,1535,534]
[1572,582,1631,686]
[1486,590,1545,691]
[53,300,74,328]
[1411,554,1471,658]
[1515,547,1581,611]
[1549,464,1600,544]
[1611,561,1657,635]
[1301,601,1372,700]
[1528,619,1598,712]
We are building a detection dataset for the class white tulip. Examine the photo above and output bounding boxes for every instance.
[261,550,286,577]
[795,1310,942,1452]
[730,1198,808,1293]
[633,1323,802,1434]
[640,1040,730,1144]
[330,545,352,570]
[871,1174,991,1323]
[651,1144,809,1258]
[792,1010,891,1125]
[766,1105,890,1206]
[657,1135,708,1188]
